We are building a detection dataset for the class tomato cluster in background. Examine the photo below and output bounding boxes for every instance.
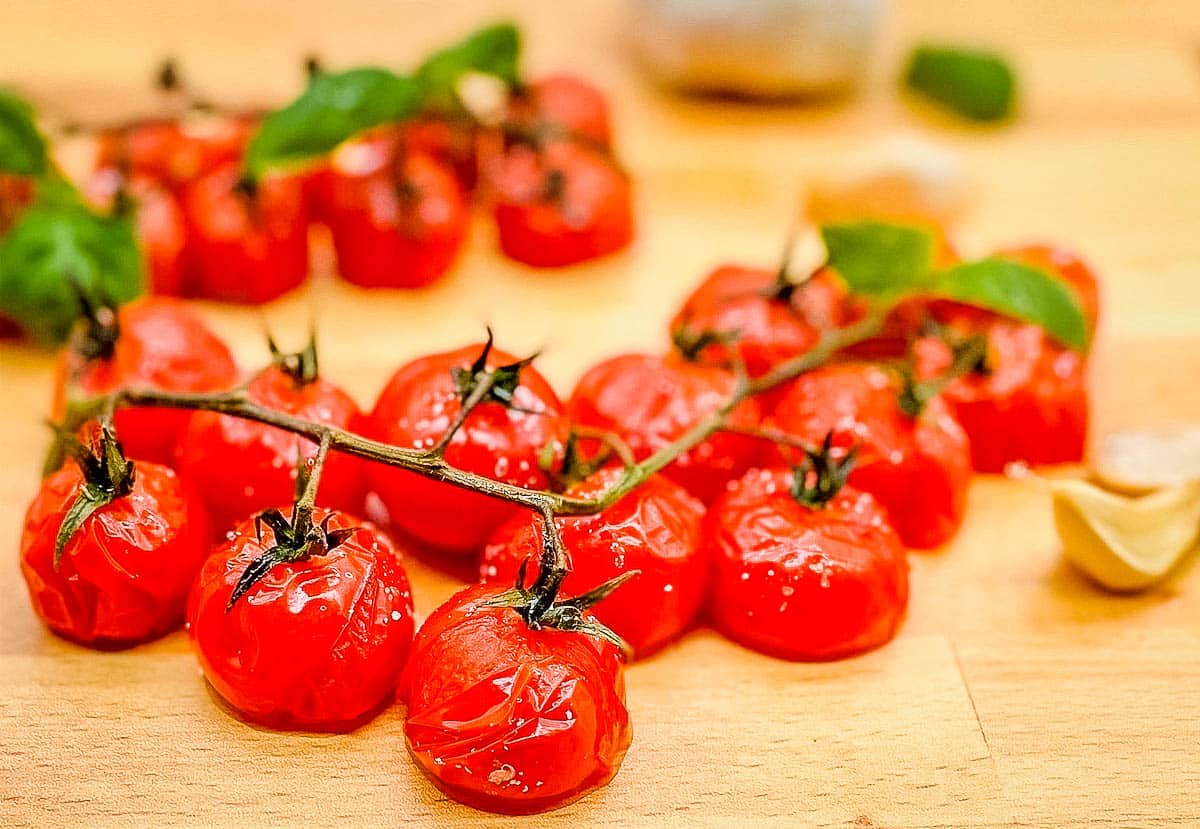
[70,66,632,304]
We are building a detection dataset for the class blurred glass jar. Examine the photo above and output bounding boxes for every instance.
[629,0,886,98]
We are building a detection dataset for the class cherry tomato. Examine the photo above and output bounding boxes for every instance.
[368,342,568,554]
[181,164,309,303]
[402,583,632,814]
[53,297,240,467]
[915,319,1088,472]
[175,365,367,534]
[707,467,908,660]
[489,140,633,267]
[670,264,843,378]
[767,363,971,549]
[189,507,414,730]
[20,457,210,648]
[404,114,480,189]
[94,113,255,190]
[996,243,1100,336]
[325,148,468,289]
[568,353,762,503]
[482,466,707,658]
[509,73,612,147]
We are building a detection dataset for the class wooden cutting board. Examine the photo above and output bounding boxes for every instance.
[2,2,1199,826]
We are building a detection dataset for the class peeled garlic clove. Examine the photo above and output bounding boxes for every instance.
[1049,477,1200,592]
[806,134,969,227]
[1092,426,1200,495]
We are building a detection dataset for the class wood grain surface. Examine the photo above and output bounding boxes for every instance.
[2,1,1199,826]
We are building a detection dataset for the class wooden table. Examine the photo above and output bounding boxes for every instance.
[2,2,1199,826]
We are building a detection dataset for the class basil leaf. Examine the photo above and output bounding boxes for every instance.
[244,67,423,178]
[821,221,935,296]
[415,22,521,109]
[0,197,143,346]
[903,45,1016,122]
[929,258,1088,350]
[0,88,47,176]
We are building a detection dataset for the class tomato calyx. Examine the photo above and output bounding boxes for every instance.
[450,328,541,412]
[671,323,739,363]
[68,284,121,363]
[267,332,320,386]
[481,558,640,655]
[226,506,358,611]
[790,431,857,510]
[54,425,135,567]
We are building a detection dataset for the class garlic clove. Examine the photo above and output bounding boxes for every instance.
[1092,425,1200,495]
[1049,477,1200,592]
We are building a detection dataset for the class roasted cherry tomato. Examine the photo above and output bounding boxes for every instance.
[404,114,480,189]
[568,353,762,503]
[403,583,632,814]
[767,363,971,549]
[175,361,367,534]
[509,73,612,148]
[94,112,255,190]
[368,340,568,554]
[20,446,210,648]
[915,319,1088,472]
[189,507,414,730]
[706,466,908,661]
[670,264,844,378]
[482,466,707,658]
[53,297,239,467]
[181,164,309,303]
[995,243,1100,336]
[489,139,633,267]
[324,147,468,289]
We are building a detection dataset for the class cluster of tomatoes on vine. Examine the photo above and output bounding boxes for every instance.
[18,227,1097,813]
[73,56,631,304]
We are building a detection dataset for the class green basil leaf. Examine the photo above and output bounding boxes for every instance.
[821,221,935,297]
[244,67,423,178]
[929,258,1088,350]
[0,197,143,346]
[415,22,521,110]
[0,88,47,176]
[903,45,1016,122]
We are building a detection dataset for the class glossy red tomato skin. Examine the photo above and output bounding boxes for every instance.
[402,583,632,815]
[481,467,708,658]
[181,164,309,303]
[53,297,240,467]
[174,367,367,535]
[915,320,1088,472]
[188,508,414,730]
[20,460,211,648]
[95,114,255,191]
[707,469,908,661]
[325,151,468,289]
[512,73,612,147]
[767,364,971,549]
[489,140,633,267]
[368,344,568,555]
[995,243,1101,336]
[670,264,846,378]
[568,353,762,504]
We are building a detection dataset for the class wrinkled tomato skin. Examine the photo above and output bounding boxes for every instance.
[20,461,210,648]
[402,583,632,815]
[188,508,414,731]
[995,243,1101,337]
[707,469,908,661]
[182,164,309,303]
[325,151,468,289]
[670,264,842,378]
[915,321,1088,472]
[481,467,707,658]
[767,364,971,549]
[369,344,568,555]
[175,367,367,535]
[568,353,762,504]
[489,140,633,267]
[53,297,240,467]
[512,73,612,147]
